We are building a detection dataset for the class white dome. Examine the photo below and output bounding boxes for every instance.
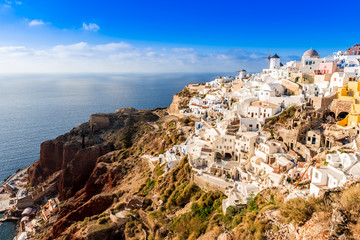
[303,49,320,59]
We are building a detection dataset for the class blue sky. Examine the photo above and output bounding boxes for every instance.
[0,0,359,73]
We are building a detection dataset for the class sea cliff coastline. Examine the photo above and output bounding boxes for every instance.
[0,167,29,240]
[6,100,195,239]
[5,61,360,239]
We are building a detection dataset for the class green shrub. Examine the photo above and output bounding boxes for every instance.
[97,217,108,224]
[341,184,360,215]
[175,183,201,207]
[231,214,243,229]
[247,193,259,211]
[226,206,241,216]
[154,163,165,177]
[139,178,156,196]
[280,197,320,224]
[148,210,167,225]
[143,198,152,209]
[161,183,175,202]
[191,191,223,219]
[234,211,270,240]
[171,212,208,239]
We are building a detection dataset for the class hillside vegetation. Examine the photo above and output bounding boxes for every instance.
[29,104,360,240]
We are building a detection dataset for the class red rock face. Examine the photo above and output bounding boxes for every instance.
[28,139,67,186]
[62,144,82,169]
[40,140,64,172]
[48,154,141,238]
[57,143,113,199]
[48,194,115,239]
[26,109,164,238]
[27,139,114,200]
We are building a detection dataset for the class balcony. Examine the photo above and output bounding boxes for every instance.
[314,70,329,75]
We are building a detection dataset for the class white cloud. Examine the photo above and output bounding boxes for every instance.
[0,41,270,73]
[28,19,45,26]
[82,22,100,32]
[171,48,195,53]
[93,42,132,52]
[4,0,22,5]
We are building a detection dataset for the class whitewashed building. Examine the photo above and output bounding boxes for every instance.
[247,101,281,123]
[310,152,360,196]
[329,72,356,92]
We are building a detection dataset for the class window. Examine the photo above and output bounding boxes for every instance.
[315,172,319,179]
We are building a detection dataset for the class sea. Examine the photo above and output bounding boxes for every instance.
[0,72,230,239]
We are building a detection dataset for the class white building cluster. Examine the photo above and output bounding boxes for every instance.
[310,152,360,196]
[143,44,360,212]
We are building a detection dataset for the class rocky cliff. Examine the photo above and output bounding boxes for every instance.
[28,88,360,240]
[28,101,197,239]
[28,108,162,199]
[168,86,198,115]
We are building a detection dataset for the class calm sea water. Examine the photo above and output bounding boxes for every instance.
[0,72,228,239]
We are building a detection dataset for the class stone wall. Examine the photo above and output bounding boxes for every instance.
[187,83,206,92]
[329,99,353,117]
[294,142,312,161]
[309,96,334,110]
[281,79,300,94]
[193,174,228,193]
[90,114,111,130]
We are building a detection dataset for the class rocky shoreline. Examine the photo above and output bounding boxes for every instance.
[0,167,29,240]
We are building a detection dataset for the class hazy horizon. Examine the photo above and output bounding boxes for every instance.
[1,0,359,74]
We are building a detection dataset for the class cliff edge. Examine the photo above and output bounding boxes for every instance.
[168,86,198,115]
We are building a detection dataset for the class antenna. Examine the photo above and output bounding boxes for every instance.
[269,49,271,61]
[263,49,272,61]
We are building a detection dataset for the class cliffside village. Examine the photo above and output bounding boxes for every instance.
[2,44,360,239]
[149,44,360,213]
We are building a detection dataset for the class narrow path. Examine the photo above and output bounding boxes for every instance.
[141,156,155,171]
